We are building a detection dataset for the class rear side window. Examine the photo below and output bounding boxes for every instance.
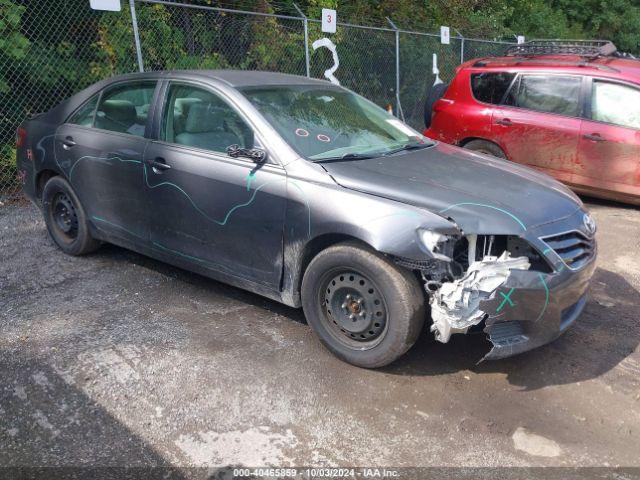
[95,81,156,137]
[511,75,582,117]
[68,94,99,127]
[591,81,640,130]
[471,72,516,104]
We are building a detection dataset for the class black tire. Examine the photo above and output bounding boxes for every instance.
[463,139,507,159]
[424,82,449,129]
[301,242,425,368]
[42,176,100,255]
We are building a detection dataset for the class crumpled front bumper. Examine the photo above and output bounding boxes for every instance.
[480,253,596,360]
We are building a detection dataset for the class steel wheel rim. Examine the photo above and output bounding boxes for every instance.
[321,269,388,348]
[51,192,78,241]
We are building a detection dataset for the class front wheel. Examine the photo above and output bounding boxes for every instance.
[301,242,425,368]
[42,176,100,255]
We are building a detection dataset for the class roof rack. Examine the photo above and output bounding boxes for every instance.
[471,57,619,73]
[506,40,618,58]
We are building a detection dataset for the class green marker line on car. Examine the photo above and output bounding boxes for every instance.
[535,273,550,321]
[496,288,516,312]
[439,202,527,231]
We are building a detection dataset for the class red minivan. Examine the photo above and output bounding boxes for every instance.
[425,40,640,205]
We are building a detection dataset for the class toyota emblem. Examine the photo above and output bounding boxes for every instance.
[583,213,596,236]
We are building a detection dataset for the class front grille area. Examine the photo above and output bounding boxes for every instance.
[541,231,596,270]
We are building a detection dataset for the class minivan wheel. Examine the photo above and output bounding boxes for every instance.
[302,242,425,368]
[42,176,100,255]
[463,139,507,159]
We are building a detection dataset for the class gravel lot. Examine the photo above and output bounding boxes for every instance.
[1,198,639,474]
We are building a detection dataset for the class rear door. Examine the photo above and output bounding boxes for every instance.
[576,78,640,198]
[492,74,584,184]
[55,80,158,246]
[144,80,287,287]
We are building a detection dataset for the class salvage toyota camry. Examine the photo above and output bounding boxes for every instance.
[17,70,597,368]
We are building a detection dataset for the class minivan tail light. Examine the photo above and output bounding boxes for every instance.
[16,127,27,148]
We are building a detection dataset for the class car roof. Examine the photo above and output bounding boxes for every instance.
[105,69,333,88]
[463,55,640,79]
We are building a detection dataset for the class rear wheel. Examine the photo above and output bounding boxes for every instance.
[463,139,507,159]
[42,176,100,255]
[302,242,425,368]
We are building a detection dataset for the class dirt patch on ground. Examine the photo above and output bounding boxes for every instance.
[1,199,639,469]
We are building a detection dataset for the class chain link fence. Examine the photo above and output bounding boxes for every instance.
[0,0,514,201]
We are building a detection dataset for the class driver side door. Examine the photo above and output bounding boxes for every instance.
[144,81,287,287]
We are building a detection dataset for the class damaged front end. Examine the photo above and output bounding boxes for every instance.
[396,231,554,354]
[429,251,530,343]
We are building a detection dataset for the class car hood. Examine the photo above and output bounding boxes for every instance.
[320,142,582,235]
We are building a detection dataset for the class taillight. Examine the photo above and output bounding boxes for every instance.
[16,127,27,148]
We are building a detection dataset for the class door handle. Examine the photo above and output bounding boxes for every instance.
[496,118,513,127]
[145,157,171,171]
[583,133,606,142]
[61,136,76,149]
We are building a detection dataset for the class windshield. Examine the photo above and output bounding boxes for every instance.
[240,85,431,161]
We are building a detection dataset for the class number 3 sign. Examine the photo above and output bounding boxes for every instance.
[321,8,337,34]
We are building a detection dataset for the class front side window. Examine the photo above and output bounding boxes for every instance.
[68,94,99,127]
[95,81,156,137]
[591,81,640,130]
[241,85,427,161]
[511,75,582,117]
[162,83,254,153]
[471,72,516,104]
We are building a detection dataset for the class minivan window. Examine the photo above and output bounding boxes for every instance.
[68,94,99,127]
[591,81,640,130]
[471,72,516,104]
[95,82,156,137]
[162,83,254,152]
[511,75,582,117]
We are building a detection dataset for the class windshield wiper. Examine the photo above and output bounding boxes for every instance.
[313,152,377,163]
[383,142,432,156]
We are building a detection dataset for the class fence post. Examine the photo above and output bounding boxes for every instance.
[293,3,310,77]
[386,17,404,121]
[129,0,144,72]
[453,28,464,64]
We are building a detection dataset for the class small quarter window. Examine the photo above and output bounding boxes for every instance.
[162,83,254,153]
[471,72,516,104]
[68,94,99,127]
[591,81,640,130]
[512,75,581,117]
[95,81,156,137]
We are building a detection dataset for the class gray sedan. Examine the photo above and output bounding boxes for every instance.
[17,70,596,368]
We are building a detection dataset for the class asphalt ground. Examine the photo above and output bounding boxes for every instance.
[1,197,639,477]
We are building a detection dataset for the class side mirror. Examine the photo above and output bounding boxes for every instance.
[226,144,268,164]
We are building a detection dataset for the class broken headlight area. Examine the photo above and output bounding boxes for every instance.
[395,234,553,344]
[429,251,530,343]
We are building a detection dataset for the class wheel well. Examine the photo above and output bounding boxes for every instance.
[36,169,58,199]
[298,233,371,288]
[458,137,504,150]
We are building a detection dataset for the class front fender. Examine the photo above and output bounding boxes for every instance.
[280,166,459,306]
